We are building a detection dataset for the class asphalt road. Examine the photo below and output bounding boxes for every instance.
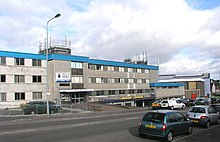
[0,109,220,142]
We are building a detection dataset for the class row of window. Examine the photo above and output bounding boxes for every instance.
[0,92,42,102]
[88,64,150,73]
[157,86,179,89]
[0,75,42,83]
[91,89,153,96]
[88,77,150,84]
[0,57,42,66]
[70,61,150,74]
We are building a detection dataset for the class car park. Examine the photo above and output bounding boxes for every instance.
[151,100,161,109]
[186,105,219,128]
[160,99,185,110]
[139,110,193,142]
[23,101,59,115]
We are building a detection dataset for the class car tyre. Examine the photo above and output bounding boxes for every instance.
[205,121,210,128]
[186,126,193,135]
[182,105,185,109]
[170,106,174,110]
[165,131,173,142]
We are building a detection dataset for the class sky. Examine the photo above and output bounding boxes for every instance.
[1,0,220,79]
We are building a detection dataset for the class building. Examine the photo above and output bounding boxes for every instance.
[150,82,185,99]
[159,73,211,99]
[0,47,159,108]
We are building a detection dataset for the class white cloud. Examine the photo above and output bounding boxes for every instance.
[1,0,220,79]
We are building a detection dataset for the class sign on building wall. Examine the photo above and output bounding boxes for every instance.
[56,72,71,82]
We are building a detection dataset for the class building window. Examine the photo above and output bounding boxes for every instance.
[89,77,96,83]
[119,90,126,94]
[137,79,142,83]
[15,92,25,100]
[129,89,135,94]
[128,79,134,83]
[71,62,83,69]
[14,75,25,83]
[0,75,6,82]
[137,69,142,73]
[96,78,104,83]
[120,78,125,83]
[108,90,116,95]
[107,66,114,71]
[137,89,143,93]
[128,68,133,72]
[32,59,41,66]
[114,66,119,71]
[71,68,83,75]
[133,68,137,72]
[119,67,124,72]
[96,65,103,70]
[108,78,115,83]
[33,92,42,100]
[59,83,70,86]
[96,91,104,96]
[15,58,24,65]
[72,77,83,83]
[33,76,42,83]
[72,83,84,89]
[0,57,6,65]
[0,93,6,102]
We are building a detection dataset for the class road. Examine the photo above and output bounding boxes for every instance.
[0,109,219,142]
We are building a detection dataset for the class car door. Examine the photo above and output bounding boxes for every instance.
[175,112,189,134]
[210,107,219,123]
[167,113,182,135]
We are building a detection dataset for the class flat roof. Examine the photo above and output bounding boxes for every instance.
[0,50,159,70]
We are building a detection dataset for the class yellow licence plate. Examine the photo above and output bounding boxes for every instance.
[145,124,156,129]
[192,120,199,123]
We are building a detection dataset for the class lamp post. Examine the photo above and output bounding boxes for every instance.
[46,13,61,117]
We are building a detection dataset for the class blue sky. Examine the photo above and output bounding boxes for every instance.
[0,0,220,79]
[187,0,220,10]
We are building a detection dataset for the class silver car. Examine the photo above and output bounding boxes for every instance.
[186,105,219,128]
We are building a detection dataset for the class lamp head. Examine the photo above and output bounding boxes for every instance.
[55,13,61,18]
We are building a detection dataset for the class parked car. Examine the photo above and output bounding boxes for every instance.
[195,98,210,105]
[211,98,218,104]
[139,110,193,142]
[210,104,220,118]
[151,100,161,109]
[23,101,59,115]
[180,99,195,107]
[186,105,219,128]
[160,99,185,110]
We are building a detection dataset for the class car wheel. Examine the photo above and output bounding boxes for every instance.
[170,106,174,110]
[165,131,173,142]
[186,126,193,135]
[139,133,145,138]
[205,121,210,128]
[182,105,185,109]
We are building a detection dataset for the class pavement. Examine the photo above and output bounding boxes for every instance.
[0,103,148,121]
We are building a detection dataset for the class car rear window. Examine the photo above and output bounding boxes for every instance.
[142,112,165,123]
[161,101,168,103]
[189,107,206,113]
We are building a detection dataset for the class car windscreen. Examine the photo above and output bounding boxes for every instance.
[161,101,168,103]
[189,107,206,113]
[142,112,165,123]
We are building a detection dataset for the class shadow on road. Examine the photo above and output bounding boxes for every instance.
[128,126,163,141]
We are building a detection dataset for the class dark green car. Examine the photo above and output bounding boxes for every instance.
[23,101,59,115]
[139,110,193,142]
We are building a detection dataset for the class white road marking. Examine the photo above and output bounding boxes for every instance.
[0,129,36,135]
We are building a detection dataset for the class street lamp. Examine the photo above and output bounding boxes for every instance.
[46,13,61,116]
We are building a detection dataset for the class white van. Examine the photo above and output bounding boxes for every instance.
[160,99,185,110]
